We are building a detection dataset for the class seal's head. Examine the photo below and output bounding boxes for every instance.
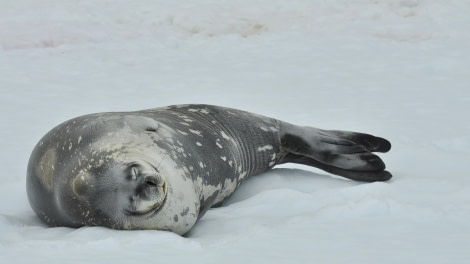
[27,113,199,235]
[69,158,169,228]
[74,160,168,217]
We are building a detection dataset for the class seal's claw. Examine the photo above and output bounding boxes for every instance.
[373,136,392,153]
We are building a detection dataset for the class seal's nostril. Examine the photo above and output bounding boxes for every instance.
[144,176,157,187]
[146,180,156,187]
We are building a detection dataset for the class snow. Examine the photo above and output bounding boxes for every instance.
[1,0,469,263]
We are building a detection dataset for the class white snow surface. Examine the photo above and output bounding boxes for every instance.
[1,0,469,263]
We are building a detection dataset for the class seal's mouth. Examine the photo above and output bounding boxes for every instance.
[126,181,167,216]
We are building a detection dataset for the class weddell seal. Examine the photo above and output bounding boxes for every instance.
[27,104,391,235]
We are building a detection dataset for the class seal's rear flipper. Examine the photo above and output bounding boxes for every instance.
[279,122,392,182]
[281,153,392,182]
[323,130,391,153]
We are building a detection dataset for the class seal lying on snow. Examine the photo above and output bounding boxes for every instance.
[27,104,391,235]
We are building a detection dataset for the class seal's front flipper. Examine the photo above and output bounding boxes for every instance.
[279,122,392,182]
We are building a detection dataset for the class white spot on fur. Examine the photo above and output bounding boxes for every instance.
[221,156,227,161]
[196,142,202,146]
[220,131,230,140]
[78,136,82,144]
[257,145,273,152]
[175,146,185,154]
[216,141,223,149]
[195,178,218,200]
[189,129,202,136]
[196,177,241,205]
[260,126,279,132]
[199,162,205,168]
[219,178,238,201]
[271,153,277,160]
[37,148,56,190]
[188,108,210,114]
[177,129,188,135]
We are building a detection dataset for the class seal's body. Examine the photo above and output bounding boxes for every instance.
[27,105,391,235]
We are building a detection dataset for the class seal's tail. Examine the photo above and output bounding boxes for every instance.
[278,122,392,182]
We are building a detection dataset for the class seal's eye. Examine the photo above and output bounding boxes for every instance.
[130,166,139,180]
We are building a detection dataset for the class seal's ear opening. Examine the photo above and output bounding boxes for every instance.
[122,115,159,132]
[73,171,93,197]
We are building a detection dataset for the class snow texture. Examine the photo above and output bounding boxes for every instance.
[0,0,469,263]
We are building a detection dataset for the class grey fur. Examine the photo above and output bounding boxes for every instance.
[27,104,391,235]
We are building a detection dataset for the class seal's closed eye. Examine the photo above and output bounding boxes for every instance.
[130,166,138,180]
